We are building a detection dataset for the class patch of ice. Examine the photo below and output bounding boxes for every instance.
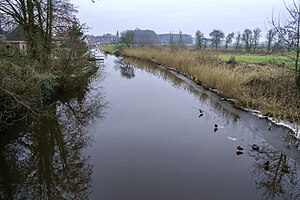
[251,112,300,140]
[227,137,237,141]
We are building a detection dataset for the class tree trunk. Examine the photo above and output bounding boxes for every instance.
[26,0,37,59]
[296,13,300,88]
[45,0,53,58]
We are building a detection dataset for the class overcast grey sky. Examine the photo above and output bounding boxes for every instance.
[72,0,287,36]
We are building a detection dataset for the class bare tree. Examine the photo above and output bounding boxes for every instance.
[273,32,286,52]
[242,29,253,52]
[53,0,78,36]
[169,31,174,46]
[271,0,300,86]
[266,29,276,52]
[116,31,120,44]
[195,30,205,50]
[179,30,184,48]
[209,29,225,49]
[225,32,235,50]
[235,31,241,50]
[203,38,208,49]
[253,28,261,52]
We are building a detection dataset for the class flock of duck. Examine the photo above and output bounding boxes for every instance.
[198,108,290,174]
[198,109,220,133]
[235,144,260,156]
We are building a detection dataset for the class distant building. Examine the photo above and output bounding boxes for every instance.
[100,39,113,45]
[0,33,6,40]
[0,26,27,54]
[0,28,7,49]
[52,36,64,48]
[0,35,6,46]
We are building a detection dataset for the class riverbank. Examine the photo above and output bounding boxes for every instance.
[120,47,300,130]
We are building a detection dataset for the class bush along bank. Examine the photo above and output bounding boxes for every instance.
[0,48,95,130]
[122,47,300,138]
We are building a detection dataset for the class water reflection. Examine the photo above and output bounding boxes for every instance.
[0,65,108,200]
[122,57,240,125]
[114,59,135,79]
[122,58,183,88]
[248,142,300,200]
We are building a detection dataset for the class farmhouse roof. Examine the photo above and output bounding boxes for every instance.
[6,26,25,41]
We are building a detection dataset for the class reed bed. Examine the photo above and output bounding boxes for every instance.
[123,47,300,125]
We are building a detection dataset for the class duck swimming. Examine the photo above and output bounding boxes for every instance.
[237,146,244,151]
[252,144,260,151]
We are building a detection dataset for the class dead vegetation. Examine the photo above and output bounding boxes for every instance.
[123,47,300,125]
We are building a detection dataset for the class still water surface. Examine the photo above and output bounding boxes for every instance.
[1,54,300,200]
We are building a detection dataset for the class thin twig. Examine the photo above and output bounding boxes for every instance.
[0,86,39,114]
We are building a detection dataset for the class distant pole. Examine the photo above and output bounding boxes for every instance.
[116,31,120,44]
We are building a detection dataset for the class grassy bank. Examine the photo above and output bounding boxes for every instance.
[123,47,300,126]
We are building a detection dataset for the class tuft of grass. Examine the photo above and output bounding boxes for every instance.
[123,47,300,125]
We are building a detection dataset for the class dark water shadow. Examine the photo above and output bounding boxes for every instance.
[0,64,108,200]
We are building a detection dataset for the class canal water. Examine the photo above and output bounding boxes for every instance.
[0,54,299,200]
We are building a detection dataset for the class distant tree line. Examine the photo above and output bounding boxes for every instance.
[192,25,300,54]
[92,27,287,53]
[119,29,194,47]
[193,28,284,53]
[87,28,194,48]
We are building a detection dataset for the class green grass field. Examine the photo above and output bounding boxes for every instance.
[101,45,123,54]
[218,54,290,65]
